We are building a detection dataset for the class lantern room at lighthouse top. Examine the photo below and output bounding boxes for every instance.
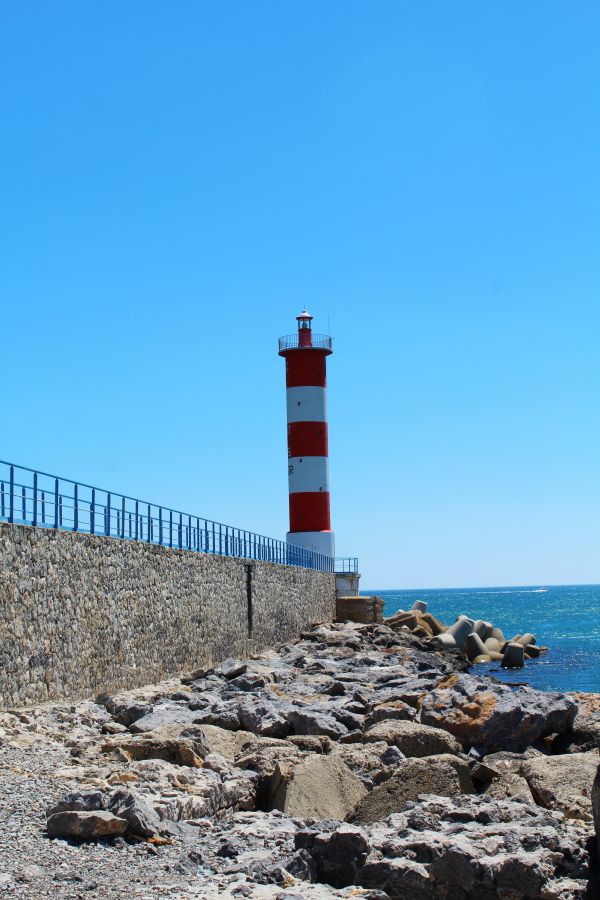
[278,310,333,355]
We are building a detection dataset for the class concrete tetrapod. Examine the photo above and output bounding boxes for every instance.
[472,620,493,641]
[501,642,525,668]
[464,633,489,663]
[445,616,474,647]
[490,626,505,642]
[430,633,458,650]
[411,600,428,613]
[515,633,536,647]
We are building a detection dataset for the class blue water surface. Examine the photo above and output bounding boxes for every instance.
[366,584,600,693]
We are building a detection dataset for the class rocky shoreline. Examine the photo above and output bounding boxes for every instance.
[1,612,599,898]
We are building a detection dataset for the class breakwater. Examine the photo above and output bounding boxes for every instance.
[0,523,335,706]
[376,585,600,692]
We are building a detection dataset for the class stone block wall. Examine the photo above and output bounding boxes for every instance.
[0,523,336,706]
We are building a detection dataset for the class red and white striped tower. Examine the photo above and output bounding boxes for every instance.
[278,311,335,559]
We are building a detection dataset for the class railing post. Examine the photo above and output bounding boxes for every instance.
[169,509,173,547]
[106,492,111,536]
[90,489,95,534]
[73,483,78,531]
[8,466,14,524]
[135,501,139,540]
[178,513,182,549]
[121,497,126,538]
[188,515,192,550]
[196,517,200,552]
[159,507,163,545]
[33,472,38,527]
[22,486,26,522]
[41,491,45,525]
[54,478,59,529]
[147,504,152,542]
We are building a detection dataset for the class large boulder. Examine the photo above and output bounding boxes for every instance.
[567,692,600,746]
[47,810,127,840]
[108,787,161,837]
[419,673,577,751]
[269,753,367,820]
[593,754,600,859]
[521,750,599,822]
[350,756,464,823]
[363,719,462,757]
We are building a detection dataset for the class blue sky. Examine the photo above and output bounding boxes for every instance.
[1,2,598,588]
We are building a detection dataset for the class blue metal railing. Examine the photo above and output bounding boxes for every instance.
[334,557,359,574]
[0,460,341,573]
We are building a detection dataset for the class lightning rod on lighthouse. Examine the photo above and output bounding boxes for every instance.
[278,311,335,559]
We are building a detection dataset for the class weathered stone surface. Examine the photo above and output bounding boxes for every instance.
[363,719,462,757]
[270,753,367,820]
[336,596,383,625]
[419,673,577,751]
[484,773,535,803]
[350,756,463,822]
[521,750,599,821]
[47,810,128,840]
[297,795,592,897]
[287,708,348,739]
[593,755,600,858]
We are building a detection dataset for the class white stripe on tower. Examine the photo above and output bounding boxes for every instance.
[288,456,329,494]
[286,386,327,423]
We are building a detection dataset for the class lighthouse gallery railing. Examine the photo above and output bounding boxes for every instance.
[0,460,337,573]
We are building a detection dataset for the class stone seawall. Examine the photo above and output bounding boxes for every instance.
[0,523,336,706]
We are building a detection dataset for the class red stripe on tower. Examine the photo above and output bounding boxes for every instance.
[278,310,335,560]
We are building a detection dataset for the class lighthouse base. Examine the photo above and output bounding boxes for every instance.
[287,530,335,559]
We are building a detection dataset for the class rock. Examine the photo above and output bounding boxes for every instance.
[287,709,348,740]
[484,773,535,803]
[215,658,248,679]
[102,730,205,767]
[129,703,199,733]
[419,673,577,751]
[270,753,367,820]
[363,719,462,757]
[593,756,600,858]
[47,790,108,817]
[96,692,153,726]
[350,756,463,822]
[238,701,290,738]
[297,794,592,897]
[568,692,600,746]
[47,810,128,840]
[521,750,599,821]
[187,724,259,761]
[364,700,414,726]
[108,787,161,837]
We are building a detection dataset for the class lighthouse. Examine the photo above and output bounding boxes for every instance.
[278,311,334,561]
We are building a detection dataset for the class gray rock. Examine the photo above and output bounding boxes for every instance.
[108,787,161,837]
[287,709,348,740]
[216,658,248,679]
[363,719,462,757]
[419,673,577,751]
[47,810,128,840]
[47,789,108,817]
[129,703,199,733]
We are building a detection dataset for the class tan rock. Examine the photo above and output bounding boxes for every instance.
[485,773,535,803]
[269,753,367,820]
[351,757,462,823]
[522,750,599,821]
[47,810,128,840]
[363,720,462,757]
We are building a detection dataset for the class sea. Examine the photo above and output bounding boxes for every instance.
[367,584,600,694]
